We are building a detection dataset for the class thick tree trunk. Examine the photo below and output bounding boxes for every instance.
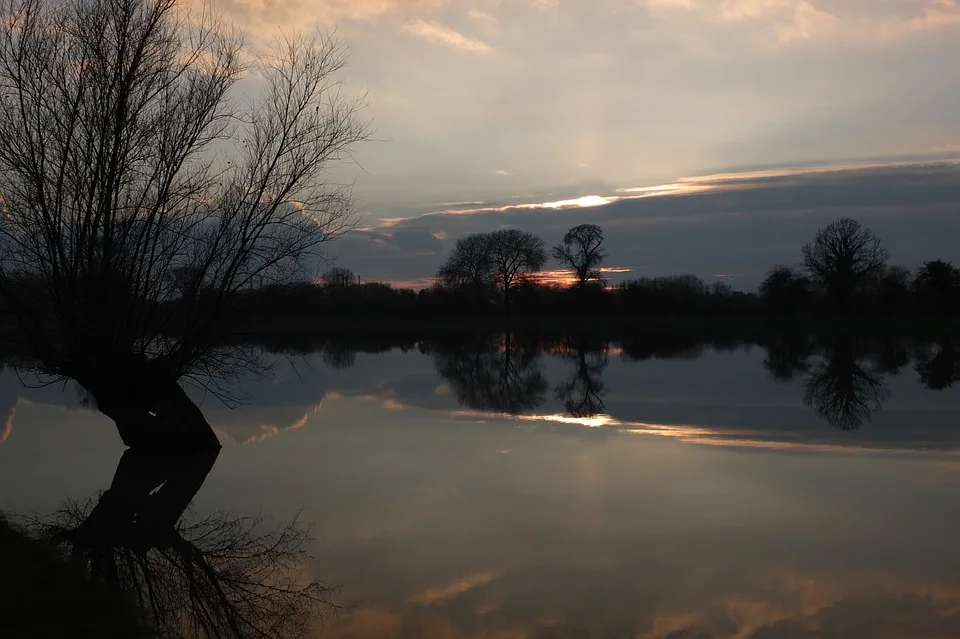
[82,357,221,451]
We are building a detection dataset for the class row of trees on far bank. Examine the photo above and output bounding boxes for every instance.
[302,216,959,320]
[434,224,607,313]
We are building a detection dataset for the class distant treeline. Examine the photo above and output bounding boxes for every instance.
[1,217,958,331]
[207,225,956,331]
[232,217,959,325]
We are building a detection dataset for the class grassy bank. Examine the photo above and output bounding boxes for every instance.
[0,515,153,638]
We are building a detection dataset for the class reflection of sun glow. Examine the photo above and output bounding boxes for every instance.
[448,409,960,456]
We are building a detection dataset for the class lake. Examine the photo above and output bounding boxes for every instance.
[3,334,960,637]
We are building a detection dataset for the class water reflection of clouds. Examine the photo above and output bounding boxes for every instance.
[5,349,960,637]
[299,413,960,638]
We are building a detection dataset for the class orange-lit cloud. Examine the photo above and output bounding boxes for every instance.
[403,19,493,53]
[216,401,323,444]
[534,266,633,287]
[408,571,501,605]
[0,405,13,446]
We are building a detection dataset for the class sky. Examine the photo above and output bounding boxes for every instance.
[213,0,960,289]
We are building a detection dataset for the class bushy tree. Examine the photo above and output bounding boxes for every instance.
[321,267,356,288]
[915,260,960,315]
[436,233,495,300]
[758,265,811,315]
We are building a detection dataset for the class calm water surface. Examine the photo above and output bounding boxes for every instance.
[3,338,960,637]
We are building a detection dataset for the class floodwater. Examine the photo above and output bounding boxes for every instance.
[3,335,960,638]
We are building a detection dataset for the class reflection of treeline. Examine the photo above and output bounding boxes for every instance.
[264,329,960,433]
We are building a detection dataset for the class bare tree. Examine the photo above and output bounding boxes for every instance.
[551,224,607,288]
[553,335,607,418]
[488,229,546,313]
[801,218,889,311]
[435,233,494,300]
[320,266,355,288]
[801,334,890,431]
[0,0,367,442]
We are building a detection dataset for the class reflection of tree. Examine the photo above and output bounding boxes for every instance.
[39,449,334,639]
[915,339,960,391]
[321,342,358,370]
[801,334,890,431]
[553,336,608,418]
[871,336,910,375]
[430,333,547,414]
[761,333,813,382]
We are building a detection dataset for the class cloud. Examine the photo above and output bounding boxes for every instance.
[775,0,839,43]
[209,0,446,25]
[338,161,960,290]
[403,19,493,52]
[717,0,839,44]
[646,0,696,9]
[0,405,13,446]
[876,0,960,40]
[408,571,500,605]
[467,8,499,31]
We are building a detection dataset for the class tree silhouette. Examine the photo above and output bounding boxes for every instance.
[489,230,547,314]
[915,339,960,391]
[872,265,913,315]
[436,233,495,301]
[0,0,366,446]
[551,224,607,288]
[757,265,811,316]
[915,260,960,315]
[429,333,547,414]
[761,333,814,383]
[38,448,335,639]
[320,267,356,288]
[553,335,607,418]
[801,334,890,431]
[802,218,889,311]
